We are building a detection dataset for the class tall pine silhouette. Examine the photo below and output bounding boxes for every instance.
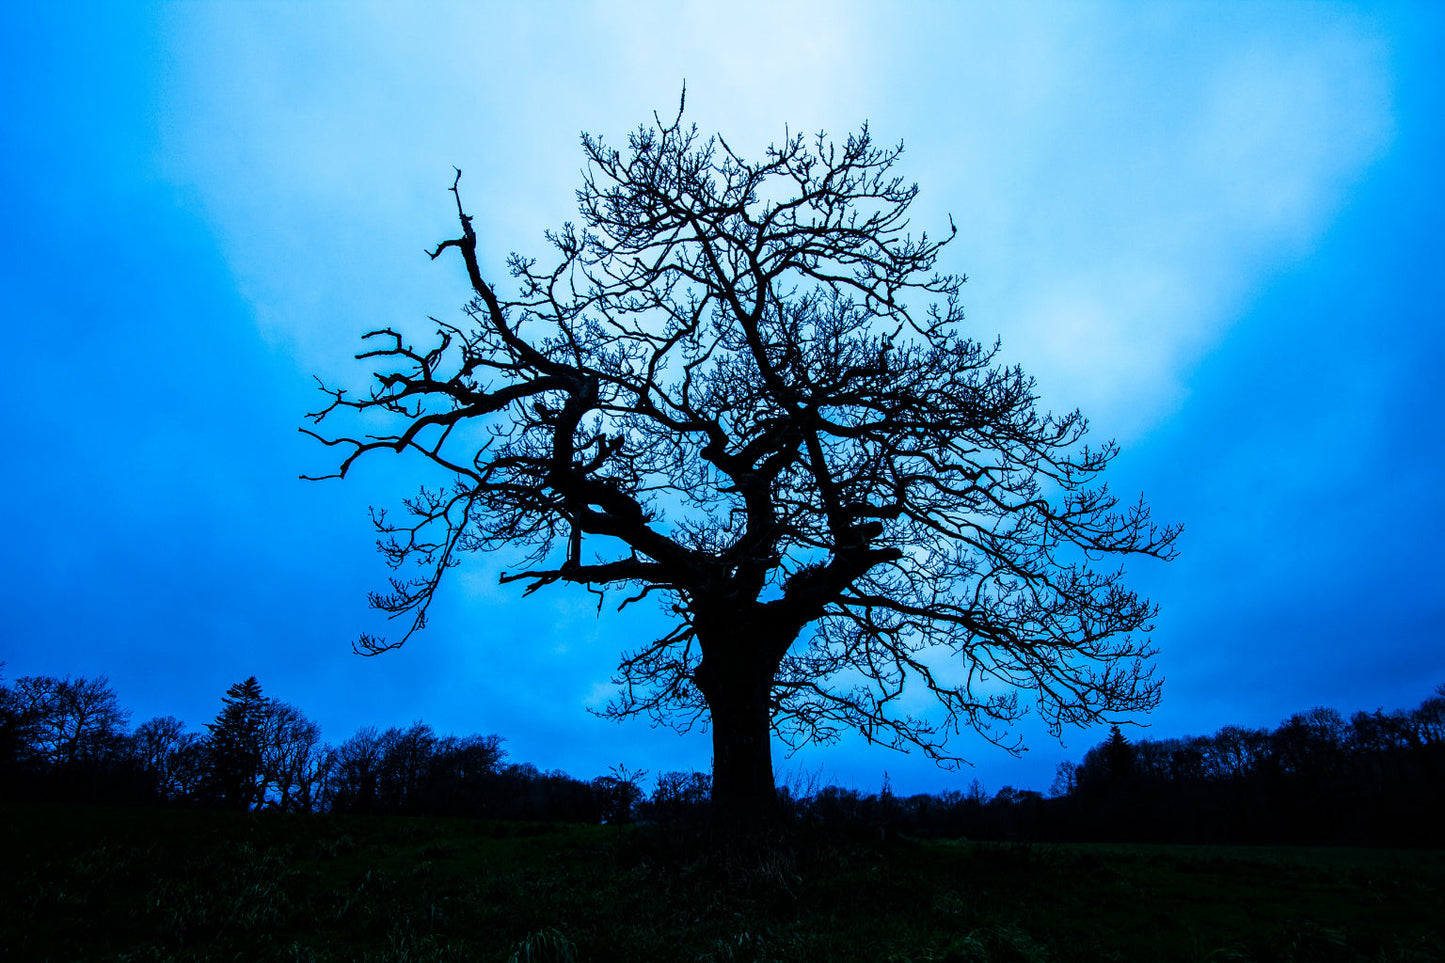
[204,677,267,810]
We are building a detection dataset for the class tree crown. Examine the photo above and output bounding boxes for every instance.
[306,96,1179,766]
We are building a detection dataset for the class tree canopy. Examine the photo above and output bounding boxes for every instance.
[306,96,1179,820]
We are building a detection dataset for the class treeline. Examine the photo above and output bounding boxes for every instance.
[3,668,1442,846]
[0,673,653,824]
[1043,690,1445,845]
[794,686,1445,847]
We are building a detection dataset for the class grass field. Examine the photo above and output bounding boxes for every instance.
[2,802,1440,962]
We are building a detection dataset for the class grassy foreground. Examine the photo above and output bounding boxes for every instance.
[1,803,1440,962]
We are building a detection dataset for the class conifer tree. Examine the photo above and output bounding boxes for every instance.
[204,676,268,810]
[1102,724,1138,785]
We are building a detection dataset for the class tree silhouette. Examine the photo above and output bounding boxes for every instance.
[204,677,268,810]
[132,715,206,802]
[324,725,384,814]
[1101,725,1138,786]
[4,675,129,772]
[258,700,326,812]
[307,95,1178,826]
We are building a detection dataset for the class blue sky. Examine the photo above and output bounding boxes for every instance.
[3,2,1441,797]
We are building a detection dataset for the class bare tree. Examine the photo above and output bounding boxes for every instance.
[306,96,1178,826]
[5,675,130,770]
[324,726,385,814]
[1049,760,1079,799]
[649,769,712,822]
[258,701,326,812]
[376,722,436,813]
[420,733,507,815]
[132,715,206,802]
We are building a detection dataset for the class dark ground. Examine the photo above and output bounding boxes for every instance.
[2,802,1440,962]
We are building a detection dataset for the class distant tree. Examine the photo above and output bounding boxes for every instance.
[0,669,30,771]
[647,770,712,822]
[324,726,385,813]
[1101,725,1138,783]
[1049,760,1079,798]
[258,701,326,812]
[592,764,648,825]
[990,785,1042,807]
[1074,724,1139,801]
[1202,724,1270,783]
[435,732,507,782]
[384,722,439,812]
[204,677,268,810]
[306,95,1178,828]
[132,715,206,802]
[0,668,38,791]
[418,732,507,815]
[1406,685,1445,746]
[809,784,865,824]
[1131,735,1201,786]
[4,675,130,771]
[1271,707,1348,781]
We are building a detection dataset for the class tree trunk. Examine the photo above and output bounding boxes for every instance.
[692,616,793,835]
[706,670,777,827]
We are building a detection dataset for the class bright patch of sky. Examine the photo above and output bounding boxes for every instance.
[160,2,1390,441]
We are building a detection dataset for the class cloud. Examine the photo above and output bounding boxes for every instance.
[159,3,1392,448]
[876,6,1393,439]
[156,1,870,377]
